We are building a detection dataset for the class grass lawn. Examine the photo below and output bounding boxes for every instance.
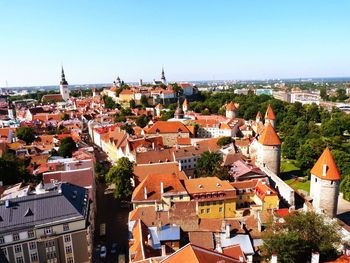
[281,159,310,194]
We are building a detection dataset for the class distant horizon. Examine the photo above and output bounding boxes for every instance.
[1,1,350,87]
[2,75,350,89]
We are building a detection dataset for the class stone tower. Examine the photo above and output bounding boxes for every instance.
[155,103,163,117]
[225,102,237,119]
[256,123,281,175]
[265,104,276,128]
[59,66,70,101]
[174,99,184,119]
[182,98,188,113]
[310,147,341,218]
[256,111,262,123]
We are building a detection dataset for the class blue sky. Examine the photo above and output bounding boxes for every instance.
[1,0,350,86]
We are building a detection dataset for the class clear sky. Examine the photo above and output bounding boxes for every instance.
[1,0,350,87]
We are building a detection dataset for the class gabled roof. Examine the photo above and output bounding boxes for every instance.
[160,243,241,263]
[132,173,188,202]
[310,147,341,181]
[258,123,281,146]
[184,177,235,196]
[265,104,276,120]
[145,121,190,134]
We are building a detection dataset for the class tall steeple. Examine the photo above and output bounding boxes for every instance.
[161,67,166,84]
[59,66,70,101]
[60,66,68,85]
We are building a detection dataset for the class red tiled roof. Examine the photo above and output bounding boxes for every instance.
[145,121,190,134]
[132,173,188,203]
[310,147,341,181]
[222,244,246,262]
[258,123,281,145]
[160,243,241,263]
[226,102,237,111]
[265,104,276,120]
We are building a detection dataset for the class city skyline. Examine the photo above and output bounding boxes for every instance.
[1,0,350,86]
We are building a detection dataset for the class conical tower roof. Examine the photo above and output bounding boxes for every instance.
[226,101,236,111]
[310,147,341,181]
[258,123,281,145]
[256,111,262,119]
[265,104,276,120]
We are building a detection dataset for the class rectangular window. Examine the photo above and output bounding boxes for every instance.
[206,208,210,213]
[63,223,69,232]
[29,241,36,250]
[45,240,55,248]
[14,244,22,253]
[179,195,183,200]
[1,248,7,257]
[219,207,223,213]
[67,257,74,263]
[0,236,4,244]
[16,256,24,263]
[13,233,20,241]
[47,251,56,259]
[28,230,35,238]
[44,227,53,235]
[30,252,38,261]
[200,209,204,214]
[65,245,72,254]
[64,234,71,243]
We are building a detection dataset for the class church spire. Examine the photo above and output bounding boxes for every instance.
[60,66,68,85]
[161,66,166,84]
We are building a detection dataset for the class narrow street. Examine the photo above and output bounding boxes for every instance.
[90,144,131,262]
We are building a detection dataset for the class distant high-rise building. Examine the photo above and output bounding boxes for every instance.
[59,66,70,101]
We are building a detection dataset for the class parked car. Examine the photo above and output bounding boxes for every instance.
[100,245,107,258]
[111,243,117,254]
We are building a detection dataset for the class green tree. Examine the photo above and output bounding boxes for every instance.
[320,87,328,100]
[0,153,30,185]
[129,99,136,109]
[121,124,135,135]
[195,151,225,178]
[140,95,148,106]
[217,137,233,147]
[58,137,77,158]
[282,135,299,159]
[106,157,134,199]
[17,126,36,144]
[103,95,117,109]
[331,150,350,178]
[340,176,350,201]
[136,114,149,128]
[262,211,341,263]
[296,138,326,174]
[61,113,70,121]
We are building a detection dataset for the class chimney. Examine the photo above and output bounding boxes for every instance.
[239,256,244,262]
[225,223,230,239]
[160,182,164,195]
[271,254,277,263]
[322,164,327,176]
[311,252,320,263]
[161,245,166,257]
[152,142,155,150]
[144,187,147,200]
[345,247,350,256]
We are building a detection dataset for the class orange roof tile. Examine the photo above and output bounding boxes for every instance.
[256,111,262,119]
[310,147,341,181]
[184,177,235,196]
[222,244,246,262]
[145,121,190,134]
[226,102,237,111]
[265,104,276,120]
[258,123,281,145]
[132,173,188,202]
[160,243,241,263]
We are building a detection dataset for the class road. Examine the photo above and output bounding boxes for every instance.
[90,144,130,262]
[93,183,130,262]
